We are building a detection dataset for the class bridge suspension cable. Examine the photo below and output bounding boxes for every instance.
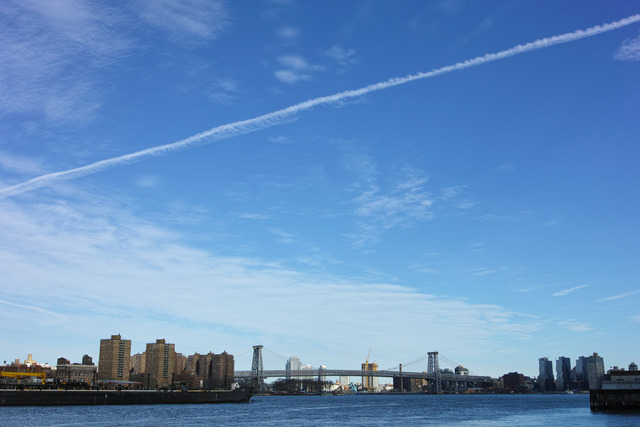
[263,347,289,362]
[386,353,429,371]
[438,354,480,377]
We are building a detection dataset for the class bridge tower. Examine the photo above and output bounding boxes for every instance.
[251,345,265,392]
[427,351,442,394]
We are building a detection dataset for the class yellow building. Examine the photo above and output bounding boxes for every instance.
[361,362,379,391]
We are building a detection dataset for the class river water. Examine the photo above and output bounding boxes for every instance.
[2,393,639,426]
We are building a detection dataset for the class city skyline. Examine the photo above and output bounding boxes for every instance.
[1,2,640,379]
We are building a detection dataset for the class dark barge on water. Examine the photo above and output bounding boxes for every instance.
[590,368,640,412]
[0,387,252,406]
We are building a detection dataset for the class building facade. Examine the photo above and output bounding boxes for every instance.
[587,352,605,390]
[286,356,301,380]
[55,357,97,385]
[538,357,554,392]
[208,352,234,389]
[130,353,146,374]
[502,372,525,389]
[144,339,176,388]
[98,334,131,382]
[556,356,572,390]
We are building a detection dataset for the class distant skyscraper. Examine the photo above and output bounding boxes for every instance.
[575,356,588,381]
[538,357,554,392]
[286,356,302,380]
[630,362,638,371]
[98,334,131,381]
[587,353,605,390]
[144,339,176,388]
[556,356,572,390]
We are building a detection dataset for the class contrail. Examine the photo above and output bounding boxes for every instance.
[2,14,639,197]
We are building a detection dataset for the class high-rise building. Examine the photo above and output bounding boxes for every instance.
[286,356,302,380]
[98,334,131,381]
[174,352,187,374]
[629,362,638,371]
[587,352,605,390]
[209,352,234,389]
[575,356,588,380]
[556,356,572,390]
[538,357,554,392]
[144,339,176,388]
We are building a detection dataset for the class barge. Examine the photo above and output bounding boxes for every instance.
[0,387,252,406]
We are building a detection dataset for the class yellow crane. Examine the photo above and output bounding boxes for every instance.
[0,371,46,384]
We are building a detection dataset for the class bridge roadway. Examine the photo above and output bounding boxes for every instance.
[235,369,493,384]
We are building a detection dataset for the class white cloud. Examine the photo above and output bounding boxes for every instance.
[613,34,640,61]
[558,320,592,333]
[0,1,126,125]
[274,54,323,84]
[269,228,295,244]
[325,45,357,68]
[274,69,311,84]
[208,77,241,105]
[239,213,270,220]
[0,151,44,175]
[135,174,160,188]
[0,193,543,368]
[275,26,299,41]
[137,0,230,43]
[598,290,640,302]
[552,284,590,297]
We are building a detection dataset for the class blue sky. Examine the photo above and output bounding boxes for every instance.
[1,1,639,378]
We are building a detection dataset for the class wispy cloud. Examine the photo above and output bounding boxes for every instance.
[558,319,592,332]
[344,158,434,247]
[553,284,590,297]
[613,34,640,61]
[0,151,45,175]
[0,1,127,125]
[275,26,299,41]
[239,213,270,220]
[598,290,640,302]
[325,45,357,69]
[269,228,295,244]
[135,174,160,189]
[208,77,241,105]
[0,194,543,366]
[3,13,640,196]
[137,0,231,44]
[274,54,323,84]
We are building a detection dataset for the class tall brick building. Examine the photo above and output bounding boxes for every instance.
[144,339,176,388]
[209,352,234,389]
[98,334,131,382]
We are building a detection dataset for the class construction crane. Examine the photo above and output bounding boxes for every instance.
[0,371,46,384]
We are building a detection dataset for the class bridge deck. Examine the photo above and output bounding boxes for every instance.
[235,369,493,383]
